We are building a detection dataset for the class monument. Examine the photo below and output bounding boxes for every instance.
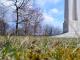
[63,0,80,37]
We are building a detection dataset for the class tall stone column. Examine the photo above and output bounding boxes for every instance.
[63,0,69,33]
[73,0,77,20]
[63,0,80,37]
[77,0,80,35]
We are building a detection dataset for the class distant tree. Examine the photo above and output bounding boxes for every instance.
[0,4,6,18]
[12,7,43,36]
[44,25,53,36]
[44,25,62,36]
[0,4,9,35]
[52,27,62,35]
[22,8,43,35]
[0,18,8,35]
[0,0,43,35]
[33,8,43,35]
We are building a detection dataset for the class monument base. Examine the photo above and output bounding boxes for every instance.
[54,32,80,38]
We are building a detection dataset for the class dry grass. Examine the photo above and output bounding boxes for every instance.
[0,36,80,60]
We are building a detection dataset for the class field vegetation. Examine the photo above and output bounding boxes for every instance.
[0,36,80,60]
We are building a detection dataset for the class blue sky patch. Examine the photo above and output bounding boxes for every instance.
[34,0,64,29]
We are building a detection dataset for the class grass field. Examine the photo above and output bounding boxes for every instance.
[0,36,80,60]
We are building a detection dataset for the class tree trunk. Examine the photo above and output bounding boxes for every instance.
[16,8,19,35]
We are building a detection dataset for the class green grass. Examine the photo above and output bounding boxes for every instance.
[0,36,80,60]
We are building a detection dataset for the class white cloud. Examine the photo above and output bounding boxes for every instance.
[1,0,13,6]
[35,0,61,7]
[45,0,61,4]
[42,10,63,28]
[34,0,46,7]
[42,13,54,26]
[52,0,61,4]
[49,8,59,14]
[47,8,64,17]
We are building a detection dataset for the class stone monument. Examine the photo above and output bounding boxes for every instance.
[63,0,80,37]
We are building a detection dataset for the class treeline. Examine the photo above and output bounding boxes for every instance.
[0,0,62,36]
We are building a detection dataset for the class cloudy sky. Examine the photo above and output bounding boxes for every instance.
[34,0,64,28]
[0,0,64,29]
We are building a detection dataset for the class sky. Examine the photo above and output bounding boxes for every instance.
[34,0,64,29]
[0,0,64,29]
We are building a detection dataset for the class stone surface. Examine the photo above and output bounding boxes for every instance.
[63,0,80,37]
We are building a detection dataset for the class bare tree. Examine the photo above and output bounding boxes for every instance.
[44,25,62,36]
[44,25,53,36]
[53,27,62,35]
[0,3,9,35]
[0,3,6,18]
[6,0,31,35]
[0,0,43,35]
[33,9,43,35]
[23,8,43,35]
[0,18,8,35]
